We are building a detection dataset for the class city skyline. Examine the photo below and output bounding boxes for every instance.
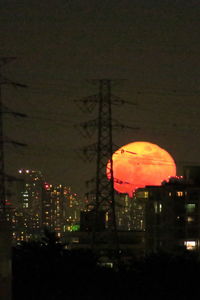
[2,2,200,299]
[1,0,200,197]
[8,168,82,243]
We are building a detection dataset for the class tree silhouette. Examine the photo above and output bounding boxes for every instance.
[12,234,200,300]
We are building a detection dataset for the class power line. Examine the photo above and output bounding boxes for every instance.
[0,57,27,300]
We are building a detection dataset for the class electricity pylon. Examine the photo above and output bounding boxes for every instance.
[76,79,138,252]
[0,58,13,214]
[95,80,117,229]
[0,57,27,300]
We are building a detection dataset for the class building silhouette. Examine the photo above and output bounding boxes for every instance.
[10,166,200,257]
[135,167,200,253]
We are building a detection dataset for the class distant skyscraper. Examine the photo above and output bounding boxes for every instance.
[115,193,133,231]
[132,190,148,231]
[42,184,66,238]
[64,187,80,229]
[41,182,53,231]
[13,169,44,241]
[42,184,81,237]
[10,169,81,242]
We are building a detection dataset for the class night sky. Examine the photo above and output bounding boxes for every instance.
[1,0,200,197]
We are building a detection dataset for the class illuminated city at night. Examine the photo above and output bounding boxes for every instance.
[1,1,200,299]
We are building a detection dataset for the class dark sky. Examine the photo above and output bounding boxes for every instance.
[1,0,200,197]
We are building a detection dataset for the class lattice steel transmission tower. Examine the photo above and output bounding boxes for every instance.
[0,57,27,215]
[76,79,138,251]
[0,57,27,300]
[95,79,116,231]
[0,58,11,215]
[0,57,15,300]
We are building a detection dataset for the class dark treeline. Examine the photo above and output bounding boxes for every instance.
[12,232,200,300]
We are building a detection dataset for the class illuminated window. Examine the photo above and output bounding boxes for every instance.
[154,202,162,213]
[184,241,196,250]
[99,262,113,268]
[187,216,194,223]
[71,237,79,243]
[177,191,183,197]
[71,225,80,232]
[154,202,158,213]
[136,191,148,199]
[186,204,196,213]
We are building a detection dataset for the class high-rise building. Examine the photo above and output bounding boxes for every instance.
[115,193,133,231]
[135,172,200,253]
[131,190,147,231]
[10,169,81,242]
[64,187,81,230]
[12,169,44,241]
[42,184,81,237]
[41,182,53,231]
[43,184,66,238]
[113,192,146,231]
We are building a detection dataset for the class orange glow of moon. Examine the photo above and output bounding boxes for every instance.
[107,141,176,197]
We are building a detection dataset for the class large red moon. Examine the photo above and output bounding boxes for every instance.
[107,141,176,197]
